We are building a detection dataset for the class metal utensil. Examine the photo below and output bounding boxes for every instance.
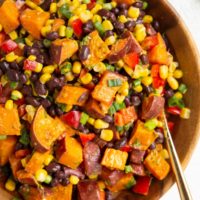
[162,112,193,200]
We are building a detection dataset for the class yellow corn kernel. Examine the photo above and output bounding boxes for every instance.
[118,15,127,23]
[5,100,14,110]
[28,55,37,61]
[89,174,98,179]
[46,19,54,26]
[72,61,82,74]
[44,155,54,166]
[5,179,16,192]
[21,157,27,167]
[92,14,102,23]
[25,0,37,9]
[88,117,95,125]
[27,34,34,41]
[8,31,18,40]
[65,72,75,81]
[102,20,113,31]
[93,62,106,73]
[16,56,24,63]
[116,94,125,103]
[5,52,18,62]
[80,73,92,84]
[79,10,93,23]
[35,6,44,12]
[20,28,26,35]
[24,70,32,78]
[59,25,67,37]
[69,175,79,185]
[117,60,125,68]
[143,15,153,23]
[18,43,25,50]
[40,73,51,84]
[66,104,73,112]
[168,61,178,75]
[134,24,146,42]
[160,149,169,159]
[41,25,52,37]
[180,107,191,119]
[119,81,129,94]
[133,85,143,93]
[94,119,109,129]
[128,7,140,19]
[173,69,183,79]
[141,76,153,86]
[50,2,57,13]
[25,105,36,123]
[35,169,48,182]
[156,120,163,128]
[42,65,55,74]
[167,76,179,90]
[34,63,43,73]
[25,38,33,46]
[105,35,116,46]
[174,92,183,99]
[100,129,114,142]
[0,24,2,32]
[111,1,117,8]
[98,181,106,190]
[11,90,23,100]
[159,65,169,80]
[68,15,79,26]
[91,4,102,14]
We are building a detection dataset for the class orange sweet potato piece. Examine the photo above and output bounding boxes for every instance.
[31,106,66,152]
[83,31,110,67]
[20,9,50,39]
[112,0,135,5]
[0,136,17,166]
[63,123,77,137]
[25,151,50,175]
[101,148,128,170]
[144,150,170,180]
[56,85,89,106]
[9,154,22,178]
[56,136,83,169]
[50,38,78,64]
[0,0,19,33]
[32,0,43,5]
[16,170,38,185]
[0,106,21,135]
[128,120,158,150]
[52,19,65,32]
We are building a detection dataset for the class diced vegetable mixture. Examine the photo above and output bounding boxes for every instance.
[0,0,190,199]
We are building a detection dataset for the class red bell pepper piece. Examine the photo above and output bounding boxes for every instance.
[132,176,152,196]
[15,97,25,106]
[61,111,81,129]
[87,0,96,10]
[18,104,26,117]
[1,39,18,53]
[23,59,37,71]
[168,121,175,132]
[71,18,83,38]
[79,133,96,146]
[141,35,158,50]
[0,32,6,46]
[151,64,165,89]
[123,52,139,69]
[120,145,133,152]
[167,106,181,115]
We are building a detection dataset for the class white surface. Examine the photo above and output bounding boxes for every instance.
[161,0,200,200]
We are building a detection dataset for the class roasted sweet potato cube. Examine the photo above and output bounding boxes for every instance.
[0,136,17,166]
[56,136,83,169]
[83,31,110,67]
[50,38,78,64]
[0,0,20,33]
[144,150,170,180]
[25,151,51,175]
[9,154,22,178]
[101,148,128,170]
[128,120,158,150]
[20,9,50,39]
[56,85,89,106]
[112,0,135,5]
[16,170,38,185]
[52,19,65,32]
[0,106,21,135]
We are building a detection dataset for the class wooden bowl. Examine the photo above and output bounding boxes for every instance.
[1,0,200,199]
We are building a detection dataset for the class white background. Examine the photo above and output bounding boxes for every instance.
[161,0,200,200]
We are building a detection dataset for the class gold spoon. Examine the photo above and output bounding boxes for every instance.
[162,112,193,200]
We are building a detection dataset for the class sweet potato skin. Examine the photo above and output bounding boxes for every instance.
[0,0,20,33]
[20,9,50,39]
[0,136,17,166]
[16,170,38,185]
[0,106,21,135]
[9,154,22,178]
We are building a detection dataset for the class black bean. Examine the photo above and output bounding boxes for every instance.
[111,7,120,15]
[146,24,157,36]
[30,73,38,82]
[40,98,51,108]
[125,20,136,32]
[133,2,143,8]
[10,61,19,70]
[55,171,65,179]
[109,12,117,22]
[21,85,32,96]
[140,54,149,64]
[119,9,128,17]
[103,30,114,40]
[139,10,146,18]
[143,86,154,95]
[103,115,113,123]
[114,21,124,34]
[0,61,10,73]
[34,82,47,96]
[46,31,59,41]
[136,18,143,24]
[124,97,131,107]
[131,95,141,106]
[14,142,24,151]
[47,77,60,91]
[33,40,44,49]
[19,74,28,84]
[153,20,160,31]
[48,106,56,117]
[105,190,113,200]
[7,69,19,82]
[79,45,90,61]
[58,76,65,88]
[106,142,114,148]
[62,178,69,186]
[78,124,86,132]
[50,13,57,19]
[155,131,164,144]
[97,9,110,19]
[40,0,53,11]
[114,137,127,149]
[2,83,12,97]
[118,3,129,10]
[25,96,40,107]
[0,96,7,104]
[123,130,130,138]
[83,20,94,34]
[45,162,61,173]
[164,89,174,99]
[149,142,156,150]
[36,54,44,64]
[0,69,3,77]
[55,106,64,116]
[50,178,59,187]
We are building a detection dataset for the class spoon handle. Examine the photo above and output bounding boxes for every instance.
[162,113,193,200]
